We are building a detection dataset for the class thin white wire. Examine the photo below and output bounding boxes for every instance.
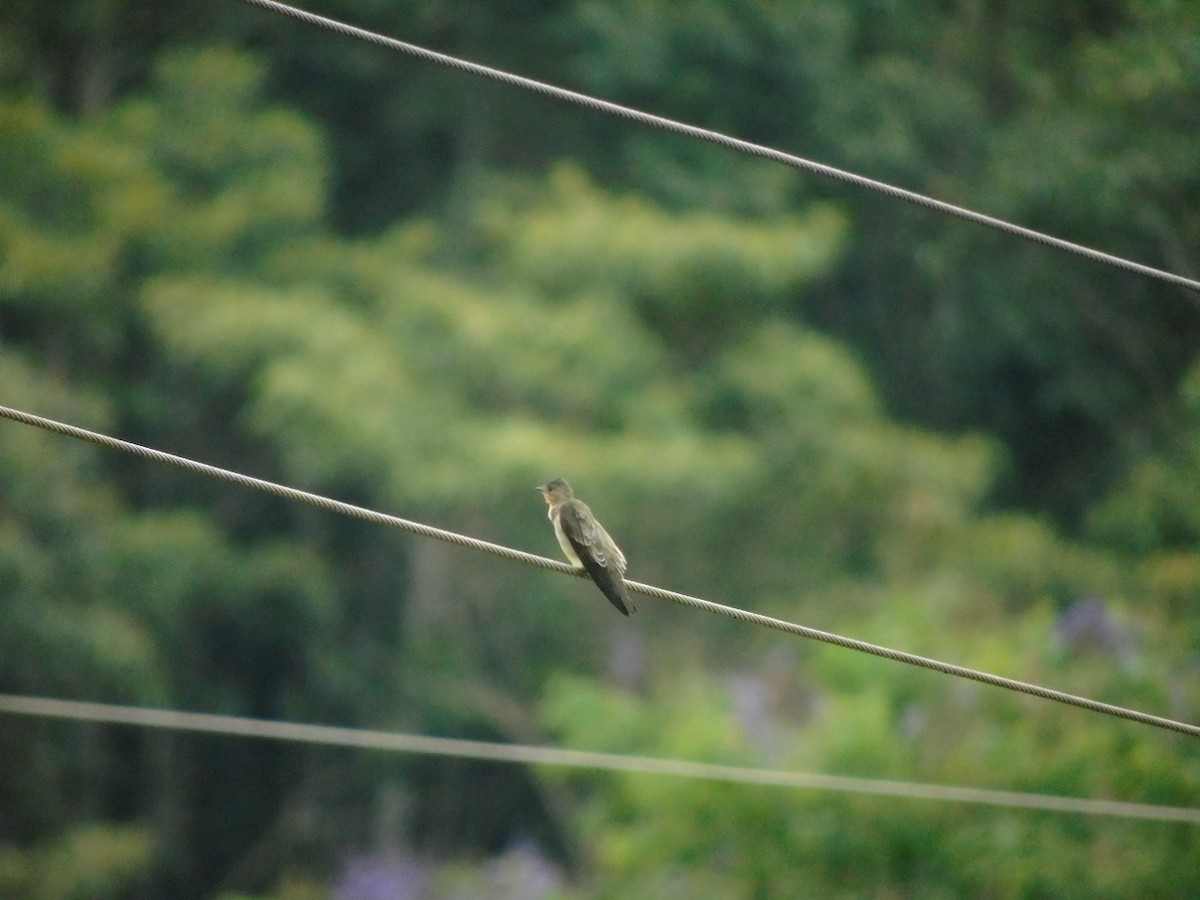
[1,402,1198,739]
[232,0,1200,295]
[1,694,1196,824]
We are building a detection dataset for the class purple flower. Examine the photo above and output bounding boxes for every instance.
[335,853,429,900]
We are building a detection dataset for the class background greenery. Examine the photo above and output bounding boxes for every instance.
[1,1,1198,897]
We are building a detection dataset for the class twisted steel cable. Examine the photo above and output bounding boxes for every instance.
[2,693,1197,822]
[233,0,1200,295]
[2,403,1197,738]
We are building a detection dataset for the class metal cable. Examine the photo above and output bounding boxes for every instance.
[0,404,567,575]
[2,402,1198,738]
[232,0,1200,295]
[2,694,1196,823]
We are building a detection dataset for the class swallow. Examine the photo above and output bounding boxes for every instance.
[537,478,634,615]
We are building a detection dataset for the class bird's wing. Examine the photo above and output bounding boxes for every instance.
[559,500,626,576]
[559,500,634,615]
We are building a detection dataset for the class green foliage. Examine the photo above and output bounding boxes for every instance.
[141,165,843,517]
[488,166,846,356]
[105,47,326,271]
[1090,357,1200,555]
[0,355,166,702]
[574,0,1200,521]
[0,825,153,900]
[1086,354,1200,626]
[1,4,1199,898]
[541,651,1200,899]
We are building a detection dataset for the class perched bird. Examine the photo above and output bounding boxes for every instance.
[537,478,634,616]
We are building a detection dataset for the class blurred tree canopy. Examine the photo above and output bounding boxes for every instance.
[0,2,1198,898]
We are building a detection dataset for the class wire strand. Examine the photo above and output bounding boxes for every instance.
[231,0,1200,295]
[2,403,1198,738]
[1,694,1196,824]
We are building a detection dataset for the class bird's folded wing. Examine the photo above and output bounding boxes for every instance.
[559,502,626,576]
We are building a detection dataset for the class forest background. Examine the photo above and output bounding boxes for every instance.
[1,1,1199,897]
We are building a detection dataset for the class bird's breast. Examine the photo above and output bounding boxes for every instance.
[549,507,583,567]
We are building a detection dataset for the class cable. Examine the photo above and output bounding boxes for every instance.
[1,694,1196,824]
[2,403,1198,739]
[230,0,1200,295]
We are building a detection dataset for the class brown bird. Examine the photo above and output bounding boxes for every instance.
[537,478,634,615]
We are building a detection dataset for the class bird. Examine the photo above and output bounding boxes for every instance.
[536,478,635,616]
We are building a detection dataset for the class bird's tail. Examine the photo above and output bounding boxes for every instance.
[579,554,635,616]
[608,579,636,616]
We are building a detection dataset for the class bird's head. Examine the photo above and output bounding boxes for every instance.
[536,478,573,505]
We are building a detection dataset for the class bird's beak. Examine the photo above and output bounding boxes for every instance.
[535,484,547,494]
